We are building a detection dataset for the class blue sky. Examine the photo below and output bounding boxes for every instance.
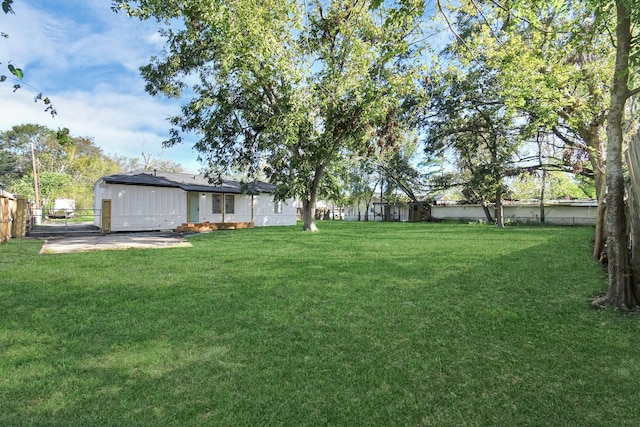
[0,0,202,172]
[1,1,450,176]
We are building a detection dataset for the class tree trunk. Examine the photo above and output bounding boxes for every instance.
[419,202,432,221]
[537,135,546,224]
[593,175,607,262]
[594,0,636,310]
[539,169,546,224]
[301,198,318,231]
[481,201,493,223]
[301,165,325,232]
[579,123,607,261]
[495,188,504,229]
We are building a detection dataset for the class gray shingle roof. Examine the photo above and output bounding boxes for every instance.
[100,171,275,194]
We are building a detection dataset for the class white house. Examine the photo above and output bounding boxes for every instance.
[93,171,297,232]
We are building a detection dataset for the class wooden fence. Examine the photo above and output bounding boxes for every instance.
[627,133,640,218]
[0,191,29,243]
[625,133,640,283]
[1,190,16,243]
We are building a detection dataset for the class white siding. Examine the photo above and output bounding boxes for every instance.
[253,194,297,226]
[200,193,253,223]
[225,194,252,223]
[431,203,597,225]
[93,180,109,227]
[431,205,487,222]
[94,180,297,231]
[102,184,187,231]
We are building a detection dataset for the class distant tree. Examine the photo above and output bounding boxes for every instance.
[0,124,53,187]
[10,171,72,208]
[0,124,119,207]
[435,0,639,308]
[510,172,595,201]
[436,0,612,248]
[111,150,185,173]
[376,135,431,220]
[423,66,521,227]
[340,156,379,221]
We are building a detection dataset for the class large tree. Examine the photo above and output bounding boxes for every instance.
[438,0,613,256]
[594,0,640,310]
[437,0,639,309]
[113,0,426,231]
[423,66,520,227]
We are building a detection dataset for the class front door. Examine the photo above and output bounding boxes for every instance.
[188,192,200,223]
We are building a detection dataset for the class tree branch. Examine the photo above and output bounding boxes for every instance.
[435,0,478,62]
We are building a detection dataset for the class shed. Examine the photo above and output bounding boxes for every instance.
[94,171,297,232]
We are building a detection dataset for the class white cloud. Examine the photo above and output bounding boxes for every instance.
[0,0,202,173]
[0,83,200,172]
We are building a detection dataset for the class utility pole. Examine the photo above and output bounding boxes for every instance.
[30,143,40,209]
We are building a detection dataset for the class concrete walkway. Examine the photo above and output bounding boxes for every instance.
[39,232,192,254]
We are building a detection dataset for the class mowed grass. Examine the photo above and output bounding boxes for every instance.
[1,221,638,426]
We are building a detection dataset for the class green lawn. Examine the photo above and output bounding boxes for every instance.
[1,221,638,426]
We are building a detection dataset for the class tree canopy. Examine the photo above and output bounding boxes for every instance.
[0,124,183,208]
[432,0,639,308]
[113,0,427,231]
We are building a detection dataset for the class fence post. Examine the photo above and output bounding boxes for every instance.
[13,198,27,238]
[0,193,7,243]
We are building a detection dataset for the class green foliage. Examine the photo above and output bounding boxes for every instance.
[437,0,614,201]
[11,171,72,206]
[55,127,71,145]
[0,124,120,207]
[510,171,596,200]
[377,135,428,203]
[337,155,378,217]
[369,0,383,10]
[588,0,639,79]
[114,0,426,229]
[1,0,13,14]
[423,65,519,206]
[1,0,18,85]
[6,63,22,79]
[1,123,191,206]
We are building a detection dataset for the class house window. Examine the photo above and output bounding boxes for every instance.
[274,200,283,214]
[225,194,235,214]
[212,194,222,214]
